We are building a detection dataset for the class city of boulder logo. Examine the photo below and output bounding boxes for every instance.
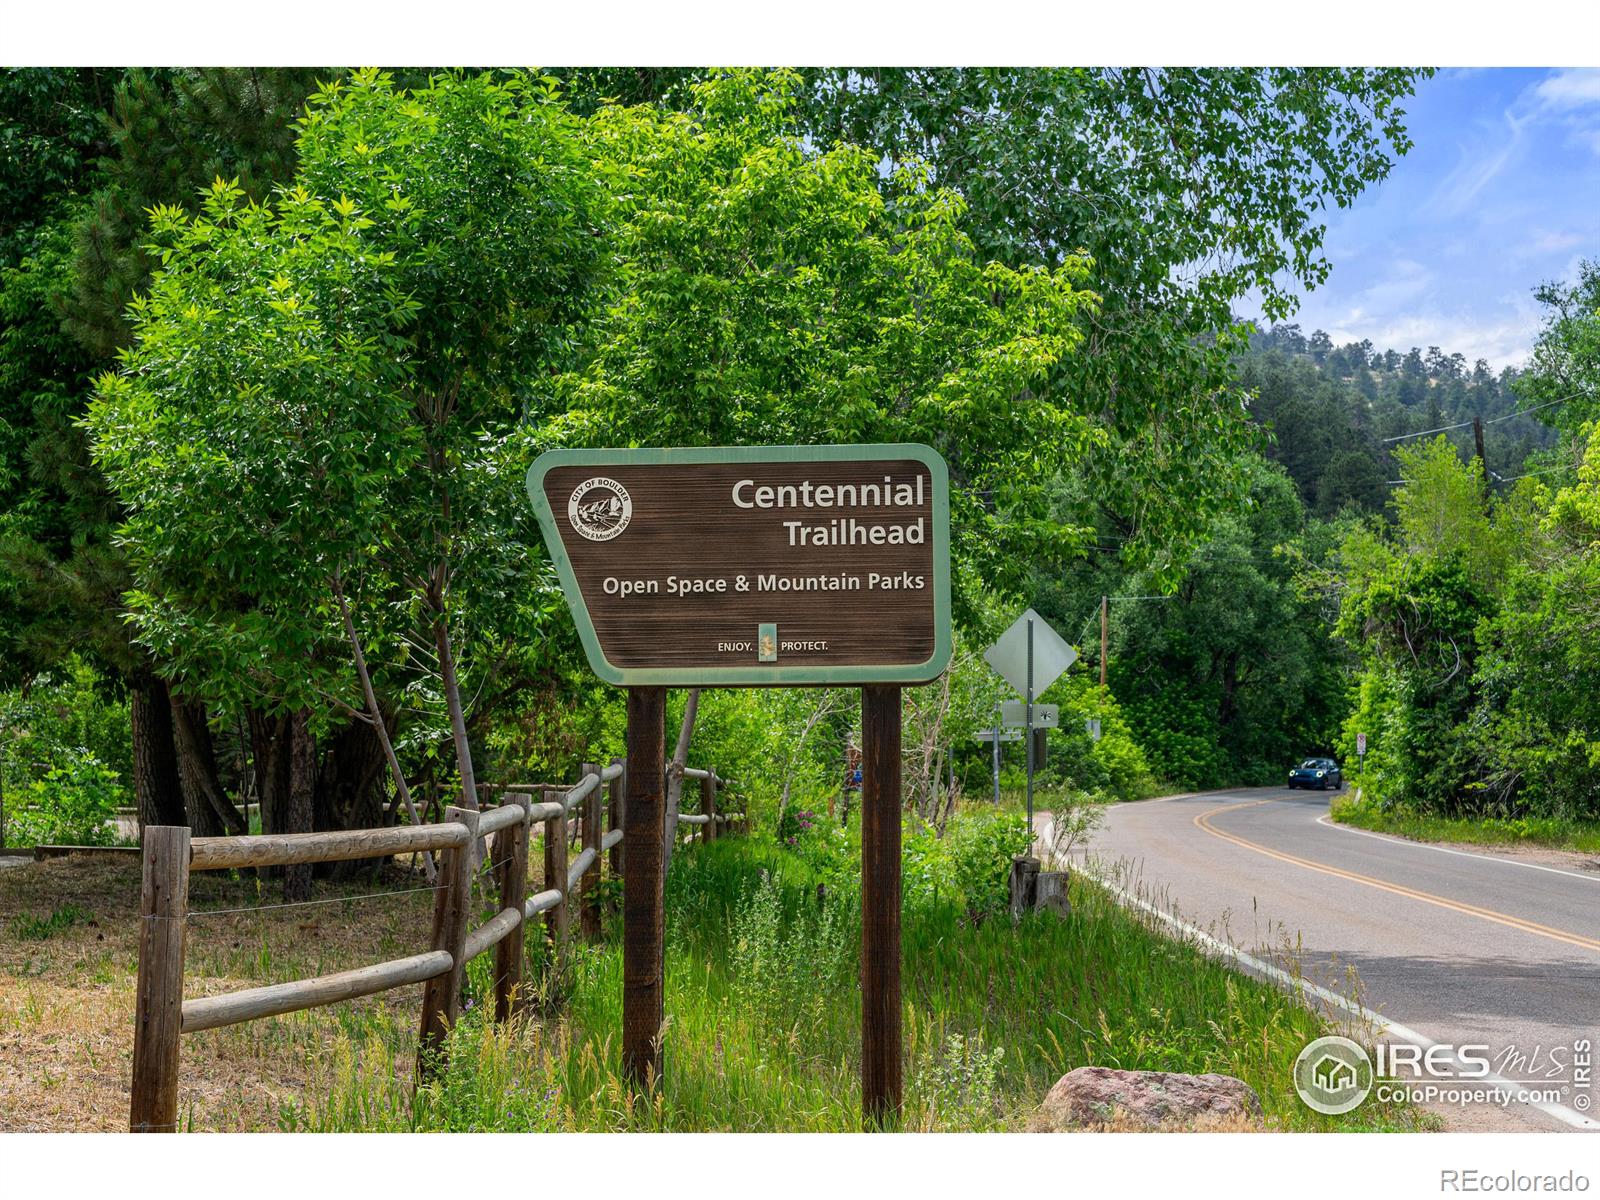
[567,477,632,542]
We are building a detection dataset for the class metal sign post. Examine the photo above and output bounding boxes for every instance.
[992,705,1002,804]
[1025,616,1035,830]
[983,608,1076,846]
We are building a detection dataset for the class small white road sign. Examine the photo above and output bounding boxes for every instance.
[1001,701,1058,728]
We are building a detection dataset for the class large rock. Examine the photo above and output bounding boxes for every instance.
[1029,1066,1262,1131]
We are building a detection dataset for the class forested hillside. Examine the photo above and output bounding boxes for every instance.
[1243,324,1558,517]
[1027,312,1585,802]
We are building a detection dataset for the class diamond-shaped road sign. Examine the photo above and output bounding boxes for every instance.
[983,608,1077,697]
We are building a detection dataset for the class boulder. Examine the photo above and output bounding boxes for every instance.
[1029,1066,1262,1131]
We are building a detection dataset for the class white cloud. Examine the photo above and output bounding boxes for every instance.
[1311,288,1546,368]
[1427,111,1529,216]
[1533,68,1600,110]
[1345,259,1434,313]
[1530,230,1585,253]
[1323,313,1539,368]
[1511,228,1591,262]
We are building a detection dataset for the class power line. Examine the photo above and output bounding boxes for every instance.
[1381,416,1478,443]
[1484,394,1575,425]
[1491,464,1575,484]
[1380,393,1579,444]
[1386,462,1573,486]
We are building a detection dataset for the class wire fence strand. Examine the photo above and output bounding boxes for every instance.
[188,882,446,919]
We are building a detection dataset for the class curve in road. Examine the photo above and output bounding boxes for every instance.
[1064,786,1600,1133]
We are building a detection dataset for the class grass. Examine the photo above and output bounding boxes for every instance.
[0,820,1434,1133]
[1331,791,1600,855]
[9,903,93,941]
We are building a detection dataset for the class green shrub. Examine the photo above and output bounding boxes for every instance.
[908,1030,1007,1131]
[728,868,855,1042]
[942,809,1032,919]
[1036,677,1157,801]
[7,754,126,846]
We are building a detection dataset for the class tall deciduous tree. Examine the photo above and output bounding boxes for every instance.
[3,68,331,840]
[88,71,609,871]
[793,69,1432,579]
[549,70,1102,618]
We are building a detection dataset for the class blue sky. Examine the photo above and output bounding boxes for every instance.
[1249,67,1600,368]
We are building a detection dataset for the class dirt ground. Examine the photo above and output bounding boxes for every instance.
[0,852,451,1131]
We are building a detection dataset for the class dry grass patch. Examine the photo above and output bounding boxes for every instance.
[0,853,462,1131]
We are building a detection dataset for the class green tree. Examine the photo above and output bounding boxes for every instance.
[88,71,609,882]
[1090,461,1344,788]
[795,68,1432,574]
[2,69,333,838]
[548,70,1100,611]
[1519,260,1599,433]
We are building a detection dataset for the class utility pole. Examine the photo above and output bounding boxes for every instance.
[1100,594,1108,688]
[1473,415,1490,501]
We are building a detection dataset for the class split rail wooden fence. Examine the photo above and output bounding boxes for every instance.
[130,758,742,1132]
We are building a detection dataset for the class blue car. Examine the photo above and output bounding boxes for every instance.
[1287,757,1342,790]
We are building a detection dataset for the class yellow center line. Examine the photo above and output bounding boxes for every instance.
[1194,799,1600,956]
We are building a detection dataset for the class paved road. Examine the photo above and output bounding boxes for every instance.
[1058,786,1600,1132]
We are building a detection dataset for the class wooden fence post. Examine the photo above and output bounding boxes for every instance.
[417,806,477,1080]
[543,787,570,981]
[130,825,190,1133]
[623,686,665,1089]
[494,794,531,1022]
[701,771,717,844]
[608,756,625,880]
[860,685,903,1128]
[580,762,603,941]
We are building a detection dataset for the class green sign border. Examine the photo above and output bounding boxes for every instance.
[526,443,953,687]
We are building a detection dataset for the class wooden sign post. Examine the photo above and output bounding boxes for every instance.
[622,687,665,1085]
[529,444,951,1120]
[860,684,902,1125]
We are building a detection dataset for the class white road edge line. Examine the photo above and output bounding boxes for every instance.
[1314,813,1600,885]
[1077,860,1599,1132]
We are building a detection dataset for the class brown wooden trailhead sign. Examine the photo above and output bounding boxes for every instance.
[528,443,952,1126]
[528,444,951,687]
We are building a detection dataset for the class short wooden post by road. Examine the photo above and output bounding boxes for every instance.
[860,684,903,1128]
[607,756,625,879]
[701,770,717,844]
[418,805,477,1080]
[494,794,531,1021]
[1008,855,1041,921]
[130,825,190,1133]
[580,761,603,941]
[623,686,665,1089]
[542,788,570,981]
